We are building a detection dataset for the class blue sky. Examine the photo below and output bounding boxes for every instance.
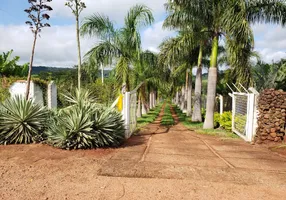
[0,0,285,67]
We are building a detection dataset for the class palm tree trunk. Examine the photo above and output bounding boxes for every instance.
[76,15,82,89]
[176,90,179,105]
[187,68,192,117]
[203,34,218,129]
[180,86,185,111]
[142,101,147,115]
[137,96,142,118]
[192,43,203,122]
[101,63,104,85]
[26,31,38,100]
[184,70,188,112]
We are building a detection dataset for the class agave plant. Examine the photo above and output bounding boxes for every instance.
[0,96,49,145]
[47,106,95,150]
[91,107,125,148]
[47,104,125,150]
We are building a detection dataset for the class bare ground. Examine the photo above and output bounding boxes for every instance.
[1,113,286,199]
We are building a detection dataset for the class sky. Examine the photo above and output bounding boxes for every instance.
[0,0,285,68]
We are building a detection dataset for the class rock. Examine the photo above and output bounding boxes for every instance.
[270,128,276,133]
[270,132,277,138]
[274,137,281,142]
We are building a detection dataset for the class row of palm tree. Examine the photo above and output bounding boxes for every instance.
[80,5,168,115]
[162,0,286,129]
[79,1,286,130]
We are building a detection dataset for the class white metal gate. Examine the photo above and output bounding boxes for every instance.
[231,90,258,142]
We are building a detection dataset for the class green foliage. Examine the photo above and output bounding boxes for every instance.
[173,105,186,122]
[87,78,117,106]
[214,112,232,131]
[47,104,125,150]
[0,50,28,77]
[253,59,286,91]
[47,89,125,150]
[137,106,161,128]
[0,96,49,145]
[234,114,246,133]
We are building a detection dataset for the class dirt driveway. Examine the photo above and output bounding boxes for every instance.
[1,117,286,199]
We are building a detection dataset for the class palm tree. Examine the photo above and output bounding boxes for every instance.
[158,32,199,116]
[81,4,154,92]
[164,0,286,129]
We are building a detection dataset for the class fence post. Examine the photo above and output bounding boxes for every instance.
[123,92,131,139]
[246,93,255,142]
[47,81,57,109]
[232,94,235,132]
[219,95,223,115]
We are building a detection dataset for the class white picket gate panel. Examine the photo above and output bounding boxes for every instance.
[231,91,258,142]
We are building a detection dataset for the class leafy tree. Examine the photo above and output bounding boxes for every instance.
[0,50,29,77]
[253,59,286,91]
[81,4,154,91]
[65,0,86,89]
[164,0,286,129]
[158,32,200,116]
[24,0,53,99]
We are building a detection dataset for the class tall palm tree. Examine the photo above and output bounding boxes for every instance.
[158,32,199,116]
[164,0,286,129]
[81,4,154,92]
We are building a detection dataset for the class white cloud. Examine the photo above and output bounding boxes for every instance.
[252,24,286,63]
[142,21,174,53]
[0,21,172,67]
[0,25,96,67]
[50,0,166,24]
[0,0,169,67]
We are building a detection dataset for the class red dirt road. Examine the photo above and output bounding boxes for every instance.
[1,117,286,199]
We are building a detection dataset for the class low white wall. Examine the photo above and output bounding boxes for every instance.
[9,81,49,107]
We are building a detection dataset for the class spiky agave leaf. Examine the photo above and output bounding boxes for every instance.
[47,104,125,150]
[47,106,95,150]
[91,107,125,147]
[0,96,49,145]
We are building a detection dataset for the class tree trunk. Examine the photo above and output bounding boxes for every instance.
[187,68,192,117]
[137,97,142,118]
[192,43,203,122]
[149,91,153,109]
[176,90,179,105]
[184,71,188,112]
[101,63,104,85]
[26,32,38,100]
[76,15,82,89]
[203,35,218,129]
[180,86,185,111]
[142,101,147,115]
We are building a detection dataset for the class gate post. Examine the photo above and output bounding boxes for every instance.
[246,93,256,142]
[123,92,131,139]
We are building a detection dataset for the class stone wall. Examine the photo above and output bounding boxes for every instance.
[256,89,286,143]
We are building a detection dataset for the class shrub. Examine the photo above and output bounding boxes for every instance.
[220,111,232,131]
[47,104,125,150]
[0,96,49,145]
[214,111,232,131]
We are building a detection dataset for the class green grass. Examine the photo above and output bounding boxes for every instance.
[137,105,162,128]
[161,104,175,126]
[183,119,240,139]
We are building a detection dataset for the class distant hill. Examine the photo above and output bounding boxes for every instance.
[32,66,74,74]
[32,66,112,77]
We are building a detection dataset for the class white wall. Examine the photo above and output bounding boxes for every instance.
[9,81,44,106]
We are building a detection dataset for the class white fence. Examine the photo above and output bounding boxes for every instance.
[230,89,259,142]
